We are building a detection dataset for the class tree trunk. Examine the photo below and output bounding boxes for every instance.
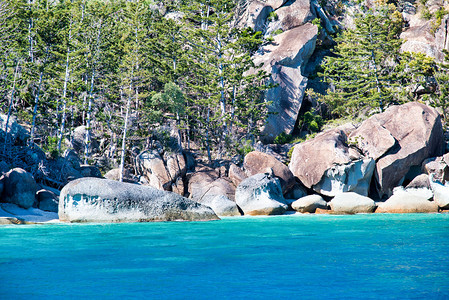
[119,84,132,183]
[4,59,20,152]
[29,70,44,147]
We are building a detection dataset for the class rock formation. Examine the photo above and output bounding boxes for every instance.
[59,177,219,222]
[243,151,295,193]
[329,192,376,214]
[0,168,38,209]
[235,173,288,215]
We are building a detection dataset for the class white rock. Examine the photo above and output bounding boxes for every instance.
[291,195,327,213]
[329,192,376,214]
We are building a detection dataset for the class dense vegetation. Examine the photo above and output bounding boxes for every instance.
[1,0,448,178]
[318,1,449,121]
[0,0,269,172]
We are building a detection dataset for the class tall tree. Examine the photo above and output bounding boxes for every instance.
[319,3,404,117]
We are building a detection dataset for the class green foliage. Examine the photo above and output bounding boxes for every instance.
[421,6,432,20]
[311,18,323,33]
[236,139,254,156]
[43,136,59,159]
[319,4,405,117]
[272,28,283,35]
[273,132,292,144]
[267,11,278,22]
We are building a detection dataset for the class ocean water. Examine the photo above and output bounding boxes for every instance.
[1,214,448,299]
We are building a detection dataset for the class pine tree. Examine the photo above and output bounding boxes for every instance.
[320,3,404,117]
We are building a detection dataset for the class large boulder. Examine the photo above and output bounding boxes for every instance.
[329,192,376,214]
[376,188,439,213]
[254,23,318,142]
[136,150,172,190]
[59,177,219,222]
[291,194,327,213]
[244,151,295,193]
[406,174,431,189]
[188,170,240,217]
[1,168,38,209]
[240,1,273,32]
[235,173,288,215]
[275,0,315,31]
[289,128,375,196]
[400,4,449,63]
[104,168,137,183]
[349,103,444,198]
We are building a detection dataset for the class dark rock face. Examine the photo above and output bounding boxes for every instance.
[1,168,38,209]
[59,177,219,223]
[235,173,288,215]
[244,151,295,193]
[37,189,59,212]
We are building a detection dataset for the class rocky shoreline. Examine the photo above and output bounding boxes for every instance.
[1,102,449,224]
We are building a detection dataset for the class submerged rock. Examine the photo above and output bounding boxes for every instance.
[235,173,288,216]
[329,192,376,214]
[59,177,219,223]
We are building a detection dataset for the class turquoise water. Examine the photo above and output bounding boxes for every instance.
[1,214,449,299]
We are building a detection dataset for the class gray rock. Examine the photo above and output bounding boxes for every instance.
[59,177,219,223]
[429,173,449,209]
[104,168,137,183]
[422,155,449,183]
[136,150,171,190]
[284,184,308,200]
[329,192,376,214]
[197,195,241,217]
[79,165,102,178]
[349,103,444,198]
[1,168,38,209]
[235,173,288,215]
[37,189,59,212]
[244,151,295,193]
[313,158,375,197]
[0,114,29,144]
[406,174,431,189]
[376,188,439,213]
[275,0,315,31]
[69,126,99,155]
[254,23,318,142]
[291,195,327,213]
[229,163,247,187]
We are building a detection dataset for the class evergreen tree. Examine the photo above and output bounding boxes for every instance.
[320,3,404,117]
